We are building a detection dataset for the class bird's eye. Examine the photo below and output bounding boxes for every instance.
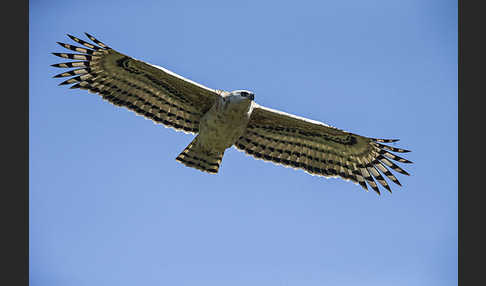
[240,91,248,97]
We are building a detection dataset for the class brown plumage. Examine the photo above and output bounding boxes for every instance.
[52,33,412,195]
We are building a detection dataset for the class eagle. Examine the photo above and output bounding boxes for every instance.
[51,33,412,195]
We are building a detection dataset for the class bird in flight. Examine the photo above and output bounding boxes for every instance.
[52,33,412,195]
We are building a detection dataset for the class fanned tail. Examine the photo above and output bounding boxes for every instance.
[176,137,224,174]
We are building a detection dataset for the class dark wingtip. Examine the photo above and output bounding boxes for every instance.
[372,186,381,195]
[394,178,402,187]
[393,147,412,153]
[359,181,368,192]
[374,138,400,143]
[59,78,74,85]
[84,32,110,49]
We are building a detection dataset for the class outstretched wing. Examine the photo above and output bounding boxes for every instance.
[52,33,222,133]
[235,104,412,195]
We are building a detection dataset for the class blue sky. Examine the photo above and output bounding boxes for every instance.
[30,0,457,285]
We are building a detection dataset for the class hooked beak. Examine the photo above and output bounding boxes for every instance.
[249,93,254,100]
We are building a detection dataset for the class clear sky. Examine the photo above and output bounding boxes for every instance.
[30,0,457,285]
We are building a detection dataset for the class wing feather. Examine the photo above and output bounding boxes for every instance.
[52,33,223,134]
[235,104,412,194]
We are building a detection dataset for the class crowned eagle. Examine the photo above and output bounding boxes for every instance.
[52,33,412,195]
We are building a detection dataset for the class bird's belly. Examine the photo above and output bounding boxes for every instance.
[198,109,249,152]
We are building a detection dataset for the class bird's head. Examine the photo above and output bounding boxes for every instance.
[229,90,255,101]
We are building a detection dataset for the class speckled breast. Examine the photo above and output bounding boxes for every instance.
[198,98,252,152]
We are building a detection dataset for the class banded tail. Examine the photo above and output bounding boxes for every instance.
[176,137,224,174]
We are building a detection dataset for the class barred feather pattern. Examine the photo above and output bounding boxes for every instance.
[52,33,412,194]
[52,33,222,134]
[175,137,224,174]
[235,106,412,195]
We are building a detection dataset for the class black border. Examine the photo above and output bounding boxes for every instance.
[459,0,481,285]
[3,0,28,284]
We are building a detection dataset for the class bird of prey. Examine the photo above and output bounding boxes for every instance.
[51,33,412,195]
